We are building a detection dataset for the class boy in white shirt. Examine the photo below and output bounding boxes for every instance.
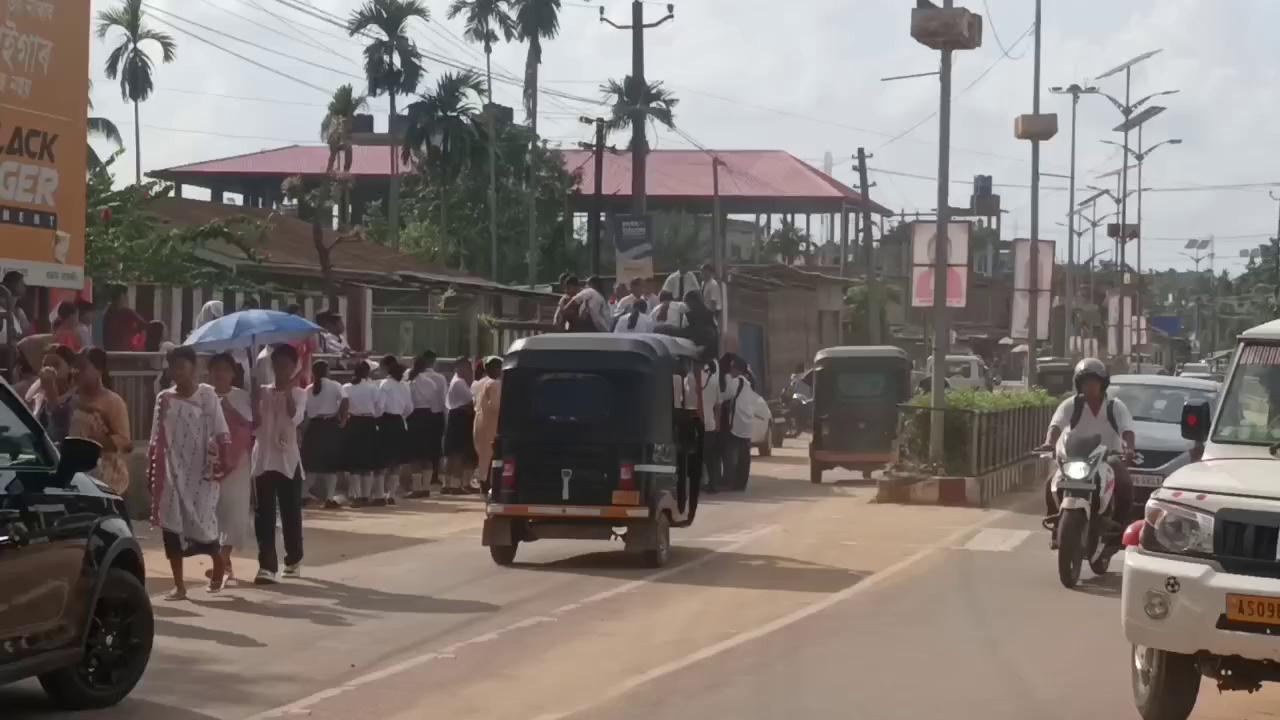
[252,345,309,584]
[720,357,760,492]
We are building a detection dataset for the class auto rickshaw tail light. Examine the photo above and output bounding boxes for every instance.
[619,463,636,491]
[501,459,517,489]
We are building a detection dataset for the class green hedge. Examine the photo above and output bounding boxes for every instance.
[900,389,1058,475]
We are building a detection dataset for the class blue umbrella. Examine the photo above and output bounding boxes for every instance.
[183,309,321,353]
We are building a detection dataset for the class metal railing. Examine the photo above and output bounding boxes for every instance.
[897,403,1056,477]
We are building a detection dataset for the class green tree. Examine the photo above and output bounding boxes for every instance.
[600,75,678,149]
[347,0,431,248]
[281,176,354,306]
[402,70,487,265]
[448,0,515,98]
[95,0,176,185]
[512,0,560,133]
[766,218,809,265]
[86,162,263,286]
[87,92,123,176]
[321,84,368,226]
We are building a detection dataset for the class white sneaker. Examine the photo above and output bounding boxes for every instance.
[254,569,279,585]
[282,563,302,579]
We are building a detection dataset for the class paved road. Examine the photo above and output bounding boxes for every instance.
[4,441,1278,720]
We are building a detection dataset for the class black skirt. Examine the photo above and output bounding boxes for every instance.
[378,413,410,467]
[406,408,444,461]
[301,416,344,474]
[443,404,477,464]
[343,415,380,472]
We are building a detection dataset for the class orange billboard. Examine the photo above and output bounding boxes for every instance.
[0,0,89,289]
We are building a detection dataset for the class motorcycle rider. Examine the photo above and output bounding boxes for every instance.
[1042,358,1138,525]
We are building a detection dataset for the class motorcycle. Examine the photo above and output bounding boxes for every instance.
[1040,433,1126,589]
[778,392,812,438]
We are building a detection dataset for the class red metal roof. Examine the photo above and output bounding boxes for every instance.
[561,149,892,216]
[151,145,890,215]
[152,144,412,180]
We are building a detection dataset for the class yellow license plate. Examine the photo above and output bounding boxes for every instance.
[1226,594,1280,625]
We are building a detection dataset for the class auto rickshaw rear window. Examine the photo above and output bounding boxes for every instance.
[533,373,614,424]
[833,371,893,399]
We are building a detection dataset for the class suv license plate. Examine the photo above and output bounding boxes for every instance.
[1226,594,1280,626]
[1132,473,1164,488]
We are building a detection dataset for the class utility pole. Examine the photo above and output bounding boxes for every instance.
[1270,192,1280,311]
[578,117,608,277]
[712,156,727,332]
[1027,0,1043,380]
[1050,83,1095,356]
[854,147,881,344]
[600,2,674,215]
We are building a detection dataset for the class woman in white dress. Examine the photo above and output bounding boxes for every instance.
[208,352,253,585]
[148,346,230,599]
[376,355,413,504]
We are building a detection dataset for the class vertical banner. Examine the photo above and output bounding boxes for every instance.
[611,214,654,285]
[0,0,89,289]
[1010,238,1053,341]
[910,221,970,308]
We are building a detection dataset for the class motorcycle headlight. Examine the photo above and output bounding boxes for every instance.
[1144,499,1215,555]
[1062,461,1092,481]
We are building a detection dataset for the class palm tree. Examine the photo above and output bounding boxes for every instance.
[347,0,430,248]
[321,84,368,227]
[511,0,560,132]
[448,0,514,100]
[87,85,123,176]
[600,75,679,149]
[767,219,810,266]
[95,0,176,185]
[448,0,514,280]
[403,71,486,265]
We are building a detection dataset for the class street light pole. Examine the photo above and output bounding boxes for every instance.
[1271,192,1280,310]
[1026,0,1043,379]
[1050,84,1094,356]
[928,4,954,464]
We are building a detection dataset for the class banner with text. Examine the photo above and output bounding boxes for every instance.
[1010,238,1054,341]
[0,0,89,289]
[611,213,654,285]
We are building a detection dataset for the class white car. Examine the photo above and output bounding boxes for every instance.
[1121,318,1280,720]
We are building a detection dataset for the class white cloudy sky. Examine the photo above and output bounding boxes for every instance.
[87,0,1280,273]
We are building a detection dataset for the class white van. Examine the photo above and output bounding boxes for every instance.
[1121,318,1280,720]
[924,354,992,391]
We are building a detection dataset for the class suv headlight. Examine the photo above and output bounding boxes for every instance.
[1143,499,1215,555]
[1062,460,1092,481]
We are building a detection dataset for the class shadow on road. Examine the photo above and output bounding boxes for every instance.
[1076,571,1122,599]
[0,689,225,720]
[520,547,868,594]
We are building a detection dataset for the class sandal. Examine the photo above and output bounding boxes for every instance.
[164,587,188,601]
[207,575,224,594]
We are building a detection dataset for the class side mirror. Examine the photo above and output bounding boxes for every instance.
[58,437,102,478]
[1180,400,1211,443]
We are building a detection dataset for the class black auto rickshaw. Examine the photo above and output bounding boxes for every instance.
[808,346,912,484]
[1035,360,1075,396]
[483,334,704,568]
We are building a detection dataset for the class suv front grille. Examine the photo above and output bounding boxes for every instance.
[1215,510,1280,578]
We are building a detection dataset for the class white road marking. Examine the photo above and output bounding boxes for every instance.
[245,524,778,720]
[529,509,1013,720]
[960,528,1032,552]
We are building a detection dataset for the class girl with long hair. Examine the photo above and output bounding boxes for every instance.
[303,359,347,509]
[341,361,380,506]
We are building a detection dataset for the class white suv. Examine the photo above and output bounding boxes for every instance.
[1121,319,1280,720]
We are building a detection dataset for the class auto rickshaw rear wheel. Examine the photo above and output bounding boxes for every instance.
[643,513,672,568]
[489,542,519,566]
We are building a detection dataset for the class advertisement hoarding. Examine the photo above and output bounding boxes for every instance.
[1010,238,1054,341]
[0,0,89,289]
[910,221,970,308]
[611,213,654,285]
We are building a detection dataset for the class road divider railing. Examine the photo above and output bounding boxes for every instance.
[879,389,1058,506]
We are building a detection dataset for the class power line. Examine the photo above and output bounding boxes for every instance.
[146,14,333,95]
[155,86,334,108]
[115,120,316,144]
[981,0,1028,60]
[194,0,361,70]
[144,4,364,81]
[238,0,365,63]
[878,21,1035,150]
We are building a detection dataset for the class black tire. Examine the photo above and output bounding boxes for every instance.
[771,421,786,447]
[39,567,154,710]
[810,464,823,484]
[489,542,518,566]
[758,428,772,457]
[643,513,672,568]
[1057,509,1087,589]
[1090,551,1113,576]
[1131,645,1200,720]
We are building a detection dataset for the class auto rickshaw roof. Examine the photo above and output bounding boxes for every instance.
[1241,319,1280,340]
[814,346,910,364]
[506,333,699,362]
